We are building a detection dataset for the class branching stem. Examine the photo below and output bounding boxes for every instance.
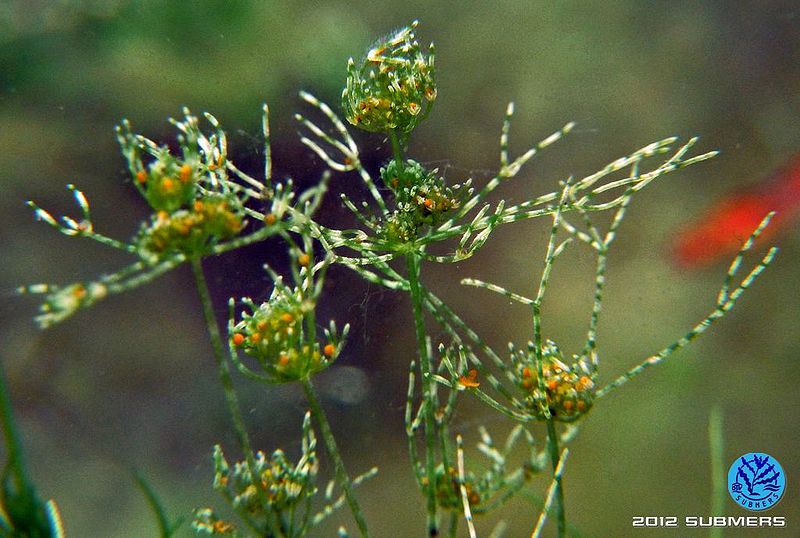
[301,377,370,537]
[390,131,404,168]
[406,252,439,536]
[189,257,276,535]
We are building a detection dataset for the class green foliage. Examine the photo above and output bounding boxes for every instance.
[377,159,466,242]
[229,260,348,384]
[9,19,778,538]
[342,20,436,137]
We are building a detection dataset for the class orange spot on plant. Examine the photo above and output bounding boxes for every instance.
[521,378,533,389]
[179,164,193,182]
[298,253,311,267]
[458,369,480,388]
[160,177,175,193]
[72,285,87,299]
[232,333,245,346]
[136,170,147,184]
[212,520,234,533]
[264,213,277,225]
[323,344,335,357]
[281,313,294,324]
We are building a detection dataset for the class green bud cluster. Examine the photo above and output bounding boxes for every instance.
[428,465,481,512]
[115,111,248,263]
[194,414,319,535]
[377,159,465,242]
[136,196,242,261]
[215,442,318,517]
[24,282,108,328]
[342,20,436,136]
[513,341,596,422]
[192,508,237,535]
[135,150,198,212]
[231,283,346,383]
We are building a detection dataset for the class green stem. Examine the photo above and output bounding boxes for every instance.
[0,364,31,494]
[300,377,370,537]
[448,511,458,538]
[189,257,276,536]
[532,302,565,538]
[132,470,179,538]
[406,253,439,536]
[389,131,404,168]
[545,419,566,537]
[709,406,725,538]
[0,357,50,535]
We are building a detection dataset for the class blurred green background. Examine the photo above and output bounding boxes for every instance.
[1,1,798,536]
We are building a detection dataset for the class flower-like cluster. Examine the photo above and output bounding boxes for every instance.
[192,509,236,536]
[137,196,242,261]
[410,425,545,519]
[21,106,306,328]
[216,443,318,516]
[378,159,466,242]
[19,282,108,329]
[117,110,252,263]
[194,413,320,536]
[512,341,596,422]
[342,20,436,136]
[229,273,347,383]
[429,465,482,511]
[135,149,199,212]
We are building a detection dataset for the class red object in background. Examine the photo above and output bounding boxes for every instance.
[673,153,800,268]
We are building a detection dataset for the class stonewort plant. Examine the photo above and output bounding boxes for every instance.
[3,20,777,537]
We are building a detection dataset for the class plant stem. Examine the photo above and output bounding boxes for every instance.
[300,377,370,537]
[0,362,31,494]
[448,511,458,538]
[0,357,52,535]
[133,470,179,538]
[406,252,439,536]
[545,419,566,537]
[532,299,566,538]
[709,406,725,538]
[390,131,404,168]
[190,257,257,461]
[189,257,275,535]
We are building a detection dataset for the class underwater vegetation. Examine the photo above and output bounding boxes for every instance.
[3,19,779,538]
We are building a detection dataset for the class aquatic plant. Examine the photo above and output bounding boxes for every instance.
[4,20,776,537]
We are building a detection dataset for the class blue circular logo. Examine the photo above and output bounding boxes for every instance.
[727,453,786,511]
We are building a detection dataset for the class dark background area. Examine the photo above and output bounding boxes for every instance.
[1,1,798,536]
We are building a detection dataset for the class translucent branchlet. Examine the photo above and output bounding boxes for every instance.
[298,90,718,272]
[434,191,777,427]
